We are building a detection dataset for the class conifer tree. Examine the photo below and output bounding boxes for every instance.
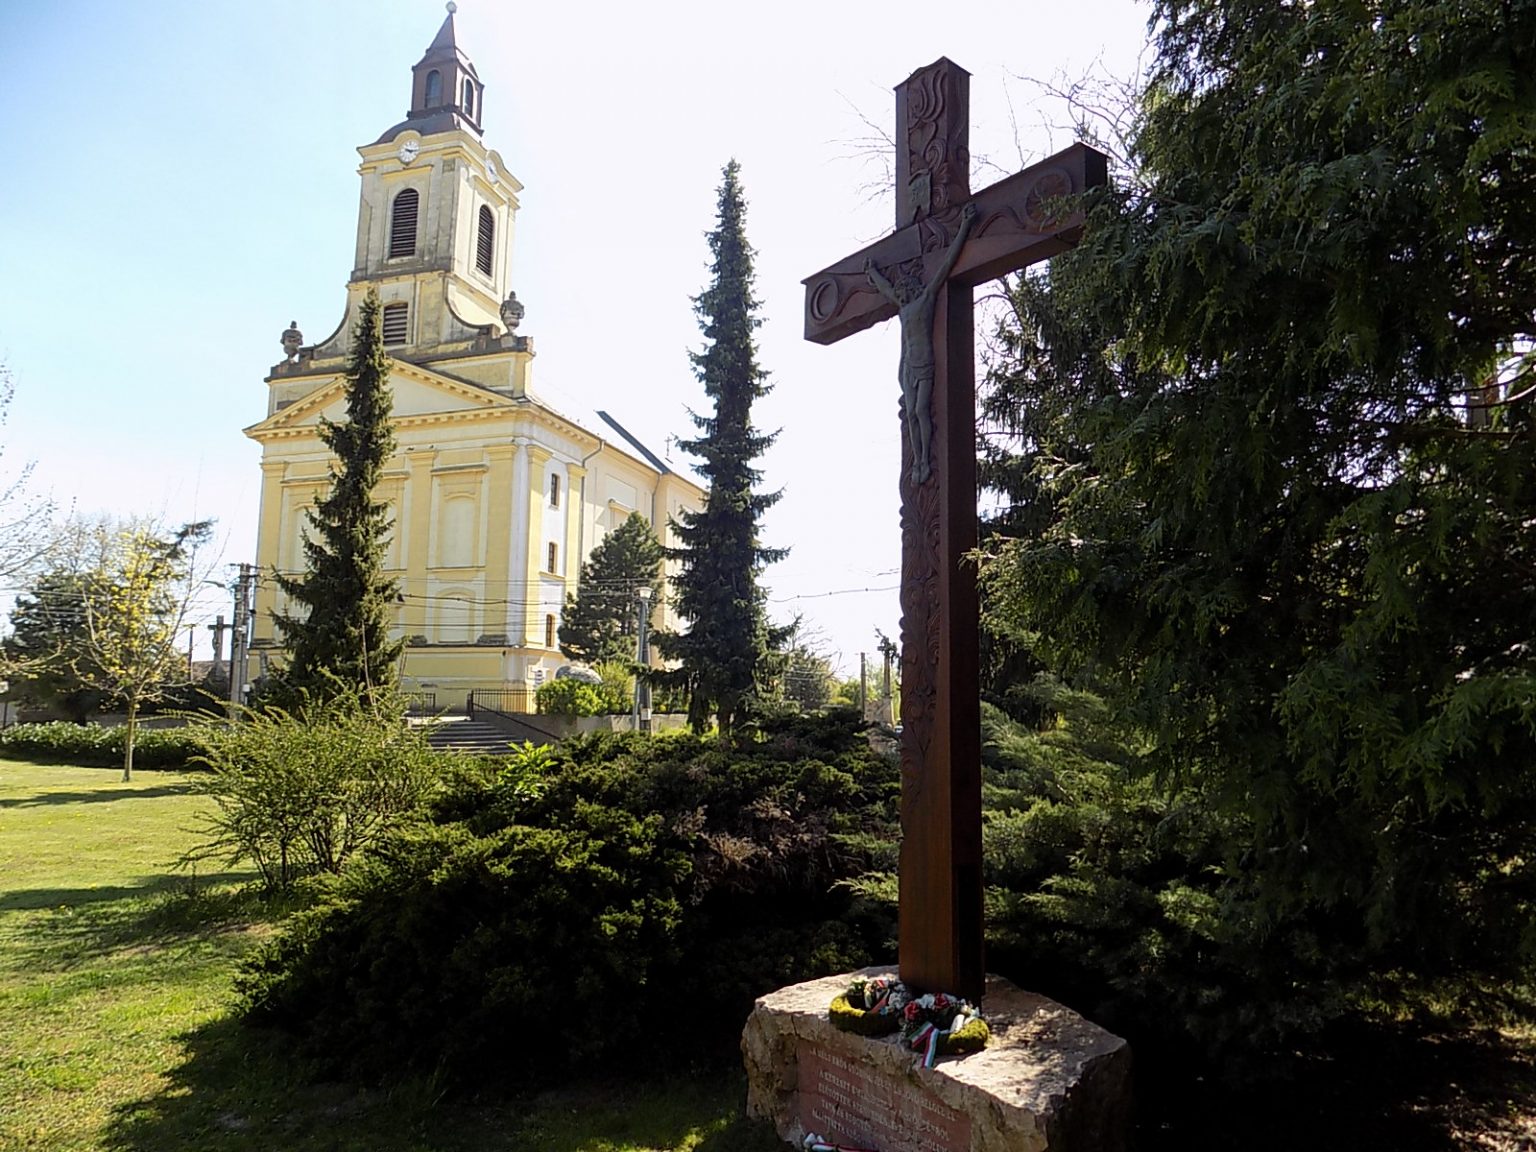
[981,0,1536,989]
[275,288,402,705]
[3,569,105,723]
[559,511,663,666]
[653,160,787,735]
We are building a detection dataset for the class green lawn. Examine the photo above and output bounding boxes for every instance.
[0,759,782,1152]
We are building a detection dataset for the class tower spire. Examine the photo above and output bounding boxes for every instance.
[397,2,483,136]
[429,3,459,52]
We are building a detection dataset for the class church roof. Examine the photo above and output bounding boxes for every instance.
[525,384,696,486]
[428,11,457,51]
[418,9,480,79]
[377,4,483,143]
[374,110,467,145]
[596,410,672,476]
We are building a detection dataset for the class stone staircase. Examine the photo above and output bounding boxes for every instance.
[424,715,554,755]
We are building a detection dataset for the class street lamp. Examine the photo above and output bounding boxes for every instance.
[634,586,653,734]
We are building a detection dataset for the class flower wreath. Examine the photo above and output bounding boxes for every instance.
[827,974,989,1067]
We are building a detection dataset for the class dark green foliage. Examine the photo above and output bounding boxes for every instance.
[559,512,663,666]
[0,721,201,770]
[236,712,898,1087]
[653,161,788,735]
[535,675,627,716]
[778,645,834,712]
[274,288,402,705]
[975,691,1355,1061]
[978,0,1536,1007]
[151,666,229,717]
[2,570,107,722]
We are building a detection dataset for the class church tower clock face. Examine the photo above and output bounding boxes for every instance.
[398,139,420,165]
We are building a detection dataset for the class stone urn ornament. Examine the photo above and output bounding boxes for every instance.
[280,321,303,363]
[499,291,525,335]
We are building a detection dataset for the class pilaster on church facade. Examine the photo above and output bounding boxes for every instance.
[244,9,702,706]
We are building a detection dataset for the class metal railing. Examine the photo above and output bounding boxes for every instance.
[405,692,437,716]
[466,688,535,718]
[465,688,558,746]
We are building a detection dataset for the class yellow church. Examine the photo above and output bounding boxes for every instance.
[244,10,703,709]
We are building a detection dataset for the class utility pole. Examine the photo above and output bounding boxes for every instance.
[228,565,254,715]
[859,652,868,721]
[635,586,653,733]
[877,631,897,726]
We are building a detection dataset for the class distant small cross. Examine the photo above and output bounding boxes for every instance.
[804,59,1107,1002]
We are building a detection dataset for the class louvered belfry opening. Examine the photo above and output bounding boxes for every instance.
[476,205,494,276]
[382,302,409,345]
[389,189,419,258]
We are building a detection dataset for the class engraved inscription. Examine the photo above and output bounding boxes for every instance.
[796,1042,971,1152]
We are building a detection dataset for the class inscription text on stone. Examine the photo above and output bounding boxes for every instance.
[796,1041,971,1152]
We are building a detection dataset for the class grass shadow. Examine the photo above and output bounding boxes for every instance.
[0,783,194,809]
[103,1014,786,1152]
[1138,1016,1536,1151]
[0,871,267,978]
[0,873,250,914]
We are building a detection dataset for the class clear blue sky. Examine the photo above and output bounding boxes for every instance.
[0,0,1151,669]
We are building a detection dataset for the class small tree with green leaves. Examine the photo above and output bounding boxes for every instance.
[652,160,788,735]
[558,512,663,666]
[274,288,403,705]
[76,520,212,781]
[189,690,443,893]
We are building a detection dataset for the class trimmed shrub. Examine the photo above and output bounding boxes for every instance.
[237,711,899,1086]
[188,700,447,892]
[0,721,201,770]
[536,675,628,716]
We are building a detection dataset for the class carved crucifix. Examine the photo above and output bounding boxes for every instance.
[804,59,1107,1003]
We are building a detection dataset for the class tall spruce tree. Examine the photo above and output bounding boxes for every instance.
[275,288,403,704]
[559,511,663,666]
[980,0,1536,993]
[654,160,787,734]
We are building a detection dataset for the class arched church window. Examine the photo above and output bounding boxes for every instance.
[389,188,419,258]
[545,614,556,649]
[476,205,495,276]
[462,78,475,118]
[548,472,560,508]
[425,69,442,107]
[382,302,409,345]
[547,541,559,573]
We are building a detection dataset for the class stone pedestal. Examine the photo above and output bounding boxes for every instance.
[742,967,1131,1152]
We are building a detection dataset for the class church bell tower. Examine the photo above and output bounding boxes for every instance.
[301,3,525,365]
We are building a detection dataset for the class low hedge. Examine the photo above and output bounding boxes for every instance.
[237,710,901,1087]
[0,721,203,770]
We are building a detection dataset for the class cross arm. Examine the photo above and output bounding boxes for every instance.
[802,142,1109,346]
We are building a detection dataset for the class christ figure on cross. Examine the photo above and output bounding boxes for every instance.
[865,201,977,484]
[804,58,1107,1002]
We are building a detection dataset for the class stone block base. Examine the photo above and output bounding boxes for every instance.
[742,967,1131,1152]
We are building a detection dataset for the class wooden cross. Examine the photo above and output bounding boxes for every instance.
[803,59,1107,1003]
